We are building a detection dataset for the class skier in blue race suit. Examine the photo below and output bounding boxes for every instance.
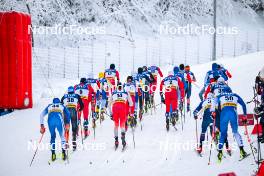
[211,92,248,162]
[193,92,214,154]
[40,98,71,161]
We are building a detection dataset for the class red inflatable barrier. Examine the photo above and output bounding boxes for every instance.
[0,11,32,109]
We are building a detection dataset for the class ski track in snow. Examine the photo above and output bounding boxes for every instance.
[1,52,264,176]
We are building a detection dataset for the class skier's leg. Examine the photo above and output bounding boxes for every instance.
[83,99,90,136]
[48,119,56,153]
[200,117,209,147]
[70,108,78,149]
[218,113,229,151]
[230,112,244,148]
[120,105,127,147]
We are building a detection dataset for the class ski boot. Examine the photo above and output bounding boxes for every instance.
[51,151,56,161]
[258,135,264,143]
[217,150,223,163]
[62,149,67,161]
[225,142,231,156]
[196,146,203,155]
[166,119,170,131]
[226,147,232,156]
[72,134,77,151]
[171,115,176,126]
[121,132,126,149]
[114,136,119,150]
[100,108,105,121]
[165,113,170,131]
[239,147,248,159]
[92,118,96,129]
[187,103,190,112]
[84,120,89,139]
[125,121,128,132]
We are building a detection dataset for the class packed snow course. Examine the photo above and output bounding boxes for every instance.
[0,52,264,176]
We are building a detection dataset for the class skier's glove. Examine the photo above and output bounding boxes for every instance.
[241,116,247,124]
[110,113,113,121]
[40,124,45,134]
[193,111,198,120]
[211,112,216,119]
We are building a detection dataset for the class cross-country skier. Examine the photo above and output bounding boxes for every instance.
[211,92,248,162]
[199,63,224,101]
[124,76,138,127]
[61,86,84,151]
[218,64,232,81]
[104,63,120,91]
[160,71,184,131]
[74,78,95,138]
[254,67,264,143]
[87,73,100,91]
[109,82,133,150]
[134,67,153,119]
[206,77,233,153]
[40,98,71,161]
[93,72,108,126]
[142,66,155,113]
[148,65,163,103]
[184,65,196,112]
[193,92,214,154]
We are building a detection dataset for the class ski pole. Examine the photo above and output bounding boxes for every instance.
[29,133,44,167]
[65,130,70,164]
[195,119,199,148]
[132,126,136,149]
[243,120,257,162]
[79,113,84,146]
[208,116,216,165]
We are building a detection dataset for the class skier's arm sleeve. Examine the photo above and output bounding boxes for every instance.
[204,85,211,99]
[226,70,232,78]
[145,75,152,83]
[178,78,184,100]
[116,71,120,82]
[127,93,133,108]
[159,80,164,93]
[77,95,84,111]
[96,80,100,89]
[61,96,65,104]
[236,94,247,115]
[193,101,203,116]
[40,106,49,125]
[158,67,163,77]
[192,72,197,82]
[204,72,209,86]
[63,106,71,124]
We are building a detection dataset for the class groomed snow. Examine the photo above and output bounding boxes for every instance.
[0,52,264,176]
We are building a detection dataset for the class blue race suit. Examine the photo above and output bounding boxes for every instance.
[40,103,71,151]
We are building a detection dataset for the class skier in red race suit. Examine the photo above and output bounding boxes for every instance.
[148,65,163,104]
[104,63,120,92]
[160,71,184,131]
[74,78,95,138]
[109,82,133,149]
